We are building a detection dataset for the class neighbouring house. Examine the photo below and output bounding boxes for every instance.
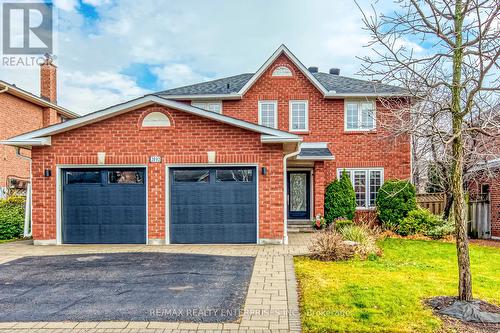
[0,55,78,198]
[467,113,500,239]
[1,45,410,245]
[468,159,500,239]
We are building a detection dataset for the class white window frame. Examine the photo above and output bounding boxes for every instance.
[191,101,223,114]
[336,168,384,209]
[258,100,278,129]
[289,100,309,132]
[344,100,376,131]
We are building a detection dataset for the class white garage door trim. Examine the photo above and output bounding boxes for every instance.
[165,163,259,245]
[56,164,149,245]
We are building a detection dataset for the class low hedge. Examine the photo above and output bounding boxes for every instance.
[0,196,25,240]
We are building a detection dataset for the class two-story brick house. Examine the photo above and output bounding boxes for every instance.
[0,56,78,198]
[2,45,410,245]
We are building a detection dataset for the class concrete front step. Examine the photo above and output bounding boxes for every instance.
[288,223,314,233]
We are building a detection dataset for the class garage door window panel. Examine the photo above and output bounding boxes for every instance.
[108,170,144,184]
[216,169,253,182]
[173,170,210,183]
[66,171,101,184]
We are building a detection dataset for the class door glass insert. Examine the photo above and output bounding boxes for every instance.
[290,173,307,212]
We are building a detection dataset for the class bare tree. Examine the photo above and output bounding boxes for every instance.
[355,0,499,301]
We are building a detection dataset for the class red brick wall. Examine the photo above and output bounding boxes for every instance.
[0,92,67,191]
[0,93,44,188]
[221,53,410,184]
[30,105,285,242]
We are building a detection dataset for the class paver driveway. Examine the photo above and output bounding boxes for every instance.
[0,234,311,333]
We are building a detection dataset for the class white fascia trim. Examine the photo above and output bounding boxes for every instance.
[301,142,329,149]
[157,93,242,100]
[296,155,334,161]
[4,95,299,145]
[261,135,303,143]
[0,137,51,147]
[238,45,328,97]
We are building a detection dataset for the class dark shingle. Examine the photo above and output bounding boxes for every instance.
[155,72,403,97]
[312,72,403,94]
[299,148,333,157]
[156,73,254,96]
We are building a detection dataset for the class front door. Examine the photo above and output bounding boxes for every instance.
[287,171,310,219]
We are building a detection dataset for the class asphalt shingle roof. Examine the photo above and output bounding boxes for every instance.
[157,73,254,96]
[156,72,402,97]
[299,147,333,158]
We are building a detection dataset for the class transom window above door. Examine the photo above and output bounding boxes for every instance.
[191,101,222,114]
[289,100,308,132]
[337,168,383,208]
[258,101,278,129]
[345,101,376,131]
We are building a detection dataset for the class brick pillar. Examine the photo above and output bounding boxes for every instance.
[314,161,325,217]
[40,54,58,126]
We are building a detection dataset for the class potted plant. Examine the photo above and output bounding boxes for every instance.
[312,214,326,230]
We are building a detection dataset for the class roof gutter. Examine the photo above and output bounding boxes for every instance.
[282,142,302,245]
[0,137,51,148]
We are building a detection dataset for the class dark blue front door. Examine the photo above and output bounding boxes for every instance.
[170,167,257,244]
[287,171,311,219]
[62,168,146,244]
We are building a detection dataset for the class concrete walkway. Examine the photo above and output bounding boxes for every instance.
[0,234,312,333]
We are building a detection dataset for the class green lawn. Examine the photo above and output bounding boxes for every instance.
[294,238,500,333]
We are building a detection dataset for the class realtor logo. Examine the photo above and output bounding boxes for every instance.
[2,2,53,55]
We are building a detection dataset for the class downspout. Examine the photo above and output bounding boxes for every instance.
[15,147,32,237]
[282,142,302,245]
[0,85,7,199]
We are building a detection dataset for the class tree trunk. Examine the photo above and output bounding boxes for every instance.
[451,0,472,302]
[451,117,472,301]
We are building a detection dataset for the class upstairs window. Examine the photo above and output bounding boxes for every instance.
[345,101,376,131]
[289,100,308,132]
[191,101,222,114]
[258,101,278,129]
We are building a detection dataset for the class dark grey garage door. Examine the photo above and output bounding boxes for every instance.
[62,168,146,244]
[170,167,257,244]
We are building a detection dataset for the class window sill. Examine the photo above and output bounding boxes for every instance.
[290,130,310,134]
[343,130,377,135]
[355,207,376,211]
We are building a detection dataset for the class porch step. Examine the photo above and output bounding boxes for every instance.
[288,222,314,233]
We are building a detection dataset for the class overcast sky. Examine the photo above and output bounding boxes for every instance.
[1,0,404,115]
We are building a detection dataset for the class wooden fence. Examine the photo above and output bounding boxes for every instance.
[416,192,446,215]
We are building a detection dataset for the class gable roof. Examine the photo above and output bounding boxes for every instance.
[0,80,79,119]
[156,44,405,100]
[1,95,301,148]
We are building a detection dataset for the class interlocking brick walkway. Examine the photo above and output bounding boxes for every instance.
[0,234,312,333]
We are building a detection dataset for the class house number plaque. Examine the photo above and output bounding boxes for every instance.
[149,156,162,163]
